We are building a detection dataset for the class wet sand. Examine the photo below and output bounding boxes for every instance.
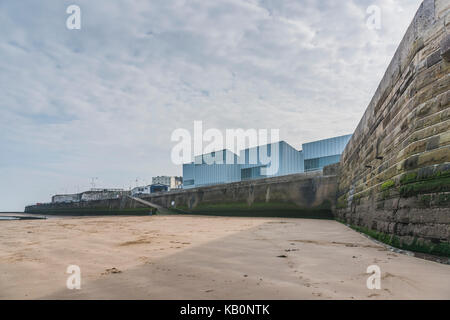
[0,215,449,299]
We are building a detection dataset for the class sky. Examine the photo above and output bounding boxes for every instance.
[0,0,422,211]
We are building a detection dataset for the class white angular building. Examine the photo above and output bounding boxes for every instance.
[182,135,352,189]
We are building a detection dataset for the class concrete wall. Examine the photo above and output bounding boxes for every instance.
[336,0,450,255]
[141,171,337,219]
[26,196,152,216]
[26,170,338,219]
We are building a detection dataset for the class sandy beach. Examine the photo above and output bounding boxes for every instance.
[0,215,449,299]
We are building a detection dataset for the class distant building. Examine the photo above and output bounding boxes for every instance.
[150,183,169,193]
[52,189,126,203]
[302,134,352,172]
[171,176,183,189]
[52,193,81,203]
[182,135,351,189]
[239,141,304,180]
[131,184,169,196]
[152,176,183,189]
[152,176,170,186]
[131,186,151,196]
[81,189,126,201]
[183,149,241,189]
[182,142,303,189]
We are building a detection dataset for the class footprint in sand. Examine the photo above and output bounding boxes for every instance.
[102,267,122,275]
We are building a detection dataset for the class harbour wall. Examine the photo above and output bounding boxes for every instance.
[335,0,450,256]
[25,166,339,219]
[25,196,153,216]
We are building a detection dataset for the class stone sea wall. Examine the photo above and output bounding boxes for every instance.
[142,169,338,219]
[25,196,152,216]
[335,0,450,256]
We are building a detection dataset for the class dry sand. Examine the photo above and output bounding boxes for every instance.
[0,215,449,299]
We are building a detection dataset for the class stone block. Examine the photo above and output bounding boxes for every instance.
[426,50,442,67]
[440,34,450,62]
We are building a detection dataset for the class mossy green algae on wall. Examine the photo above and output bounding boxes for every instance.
[175,200,333,219]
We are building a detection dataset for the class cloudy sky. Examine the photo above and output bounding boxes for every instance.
[0,0,422,211]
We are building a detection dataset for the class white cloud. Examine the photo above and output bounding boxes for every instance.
[0,0,422,210]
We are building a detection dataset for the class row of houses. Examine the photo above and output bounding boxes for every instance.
[52,176,183,203]
[182,134,352,189]
[51,189,128,204]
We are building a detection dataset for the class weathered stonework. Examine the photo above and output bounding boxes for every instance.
[336,0,450,256]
